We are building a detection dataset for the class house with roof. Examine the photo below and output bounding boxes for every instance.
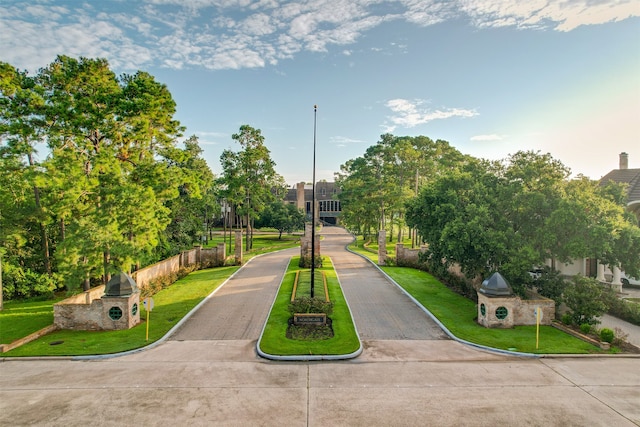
[551,152,639,290]
[600,152,640,223]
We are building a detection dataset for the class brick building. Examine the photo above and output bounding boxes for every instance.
[284,181,342,225]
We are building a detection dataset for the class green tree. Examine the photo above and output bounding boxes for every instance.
[337,134,468,243]
[0,62,52,274]
[219,125,285,251]
[257,201,305,239]
[161,135,217,257]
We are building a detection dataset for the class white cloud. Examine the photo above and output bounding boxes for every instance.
[384,98,478,131]
[330,136,366,146]
[457,0,640,31]
[1,0,638,72]
[470,134,506,141]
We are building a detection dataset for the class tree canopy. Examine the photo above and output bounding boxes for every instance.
[0,57,216,297]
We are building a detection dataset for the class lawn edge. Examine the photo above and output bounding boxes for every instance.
[256,256,363,361]
[350,243,640,359]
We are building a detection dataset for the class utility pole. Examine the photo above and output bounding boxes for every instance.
[311,104,317,299]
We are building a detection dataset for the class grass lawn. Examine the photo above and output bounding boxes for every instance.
[0,296,66,344]
[381,267,603,354]
[258,257,360,356]
[348,238,603,354]
[204,231,301,256]
[2,266,239,357]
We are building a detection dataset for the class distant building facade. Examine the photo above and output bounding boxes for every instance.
[284,182,342,225]
[600,152,640,224]
[551,152,639,289]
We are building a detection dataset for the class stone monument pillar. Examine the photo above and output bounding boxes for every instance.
[235,230,243,265]
[378,230,387,265]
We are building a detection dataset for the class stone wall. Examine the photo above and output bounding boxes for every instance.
[395,244,428,268]
[134,255,181,289]
[477,292,555,328]
[53,244,227,331]
[133,244,226,289]
[54,292,140,331]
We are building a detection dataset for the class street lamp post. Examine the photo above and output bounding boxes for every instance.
[311,104,317,298]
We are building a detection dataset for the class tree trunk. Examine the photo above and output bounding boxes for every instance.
[103,249,111,285]
[28,152,51,275]
[82,256,90,292]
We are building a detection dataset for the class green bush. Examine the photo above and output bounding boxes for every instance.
[2,262,64,300]
[288,296,333,315]
[606,295,640,326]
[298,255,322,268]
[599,328,614,343]
[580,323,592,334]
[561,313,573,325]
[563,275,609,325]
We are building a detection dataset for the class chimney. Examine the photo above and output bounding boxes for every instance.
[619,152,628,170]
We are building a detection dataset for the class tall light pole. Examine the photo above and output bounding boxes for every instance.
[310,104,317,298]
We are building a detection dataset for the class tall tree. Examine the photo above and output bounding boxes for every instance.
[219,125,285,251]
[0,62,52,274]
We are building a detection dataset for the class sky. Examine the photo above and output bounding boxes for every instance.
[1,0,639,185]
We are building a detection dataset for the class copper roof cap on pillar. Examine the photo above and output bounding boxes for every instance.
[104,272,139,296]
[479,272,514,297]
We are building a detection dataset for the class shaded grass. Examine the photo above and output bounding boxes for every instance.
[259,257,360,356]
[295,270,326,300]
[205,232,301,256]
[3,267,239,357]
[381,267,602,354]
[0,296,67,344]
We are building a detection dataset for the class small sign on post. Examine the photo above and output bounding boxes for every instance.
[143,297,154,341]
[534,306,542,349]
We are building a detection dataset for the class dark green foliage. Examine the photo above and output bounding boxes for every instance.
[298,255,323,269]
[2,262,64,300]
[561,313,573,325]
[580,323,592,334]
[288,296,333,315]
[532,267,566,308]
[606,295,640,326]
[256,201,305,238]
[563,275,609,325]
[599,328,614,343]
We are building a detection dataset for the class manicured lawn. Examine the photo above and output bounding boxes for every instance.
[0,296,66,344]
[381,267,603,354]
[204,232,301,255]
[3,266,239,357]
[258,257,360,356]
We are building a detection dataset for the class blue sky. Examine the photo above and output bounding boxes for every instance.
[1,0,639,184]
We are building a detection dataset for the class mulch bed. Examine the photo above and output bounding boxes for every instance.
[286,317,334,340]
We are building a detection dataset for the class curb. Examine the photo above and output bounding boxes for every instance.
[256,255,363,361]
[345,241,640,359]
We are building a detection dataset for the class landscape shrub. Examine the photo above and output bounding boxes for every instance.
[2,263,64,300]
[605,293,640,326]
[288,296,333,315]
[298,255,322,269]
[561,313,573,325]
[563,275,609,325]
[140,266,196,298]
[580,323,592,334]
[599,328,614,343]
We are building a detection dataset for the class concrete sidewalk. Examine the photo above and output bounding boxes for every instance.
[599,313,640,348]
[1,227,638,426]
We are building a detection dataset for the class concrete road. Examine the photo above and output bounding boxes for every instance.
[320,227,447,340]
[169,247,298,341]
[1,341,638,426]
[1,227,638,426]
